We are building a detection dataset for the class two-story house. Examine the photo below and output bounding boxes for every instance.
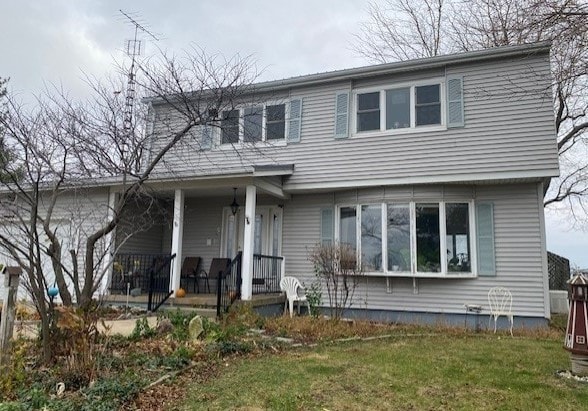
[96,42,558,327]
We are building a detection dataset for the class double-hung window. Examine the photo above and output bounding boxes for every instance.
[266,104,286,140]
[415,85,441,126]
[221,109,240,144]
[243,106,263,142]
[357,92,380,132]
[336,201,474,277]
[355,81,444,133]
[221,103,287,145]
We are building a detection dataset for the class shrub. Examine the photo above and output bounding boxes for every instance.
[129,317,156,340]
[308,243,364,319]
[304,281,322,318]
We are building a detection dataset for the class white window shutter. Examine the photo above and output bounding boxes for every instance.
[334,91,350,139]
[200,124,213,150]
[446,75,464,128]
[476,203,496,276]
[320,208,334,245]
[287,98,303,143]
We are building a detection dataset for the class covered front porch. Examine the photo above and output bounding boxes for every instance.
[101,166,292,314]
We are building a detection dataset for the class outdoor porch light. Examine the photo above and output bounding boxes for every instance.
[230,188,239,216]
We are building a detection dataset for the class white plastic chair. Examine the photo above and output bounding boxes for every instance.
[488,287,514,336]
[279,276,310,318]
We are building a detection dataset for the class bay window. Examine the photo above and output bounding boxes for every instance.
[336,201,475,277]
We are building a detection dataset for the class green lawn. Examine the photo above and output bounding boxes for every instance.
[181,334,588,410]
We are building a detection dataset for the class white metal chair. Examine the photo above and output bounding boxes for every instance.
[488,287,514,336]
[279,276,310,318]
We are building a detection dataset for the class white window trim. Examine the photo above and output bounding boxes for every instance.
[217,101,290,149]
[352,78,447,137]
[335,199,477,278]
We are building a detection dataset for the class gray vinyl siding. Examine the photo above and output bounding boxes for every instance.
[181,197,225,273]
[0,188,111,301]
[146,52,558,189]
[281,183,548,320]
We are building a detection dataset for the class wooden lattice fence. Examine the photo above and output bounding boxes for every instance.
[548,251,570,290]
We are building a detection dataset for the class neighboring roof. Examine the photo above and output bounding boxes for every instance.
[144,41,551,104]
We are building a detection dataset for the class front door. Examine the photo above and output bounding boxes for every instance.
[221,206,282,259]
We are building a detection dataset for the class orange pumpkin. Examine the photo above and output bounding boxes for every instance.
[176,288,186,298]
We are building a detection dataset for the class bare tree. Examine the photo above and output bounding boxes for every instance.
[354,0,450,62]
[0,49,259,362]
[354,0,588,220]
[309,243,364,320]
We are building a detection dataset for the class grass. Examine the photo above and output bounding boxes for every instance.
[181,332,588,411]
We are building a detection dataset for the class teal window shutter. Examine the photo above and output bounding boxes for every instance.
[446,75,464,128]
[200,124,213,150]
[476,203,496,276]
[334,91,350,139]
[287,98,302,143]
[320,208,334,245]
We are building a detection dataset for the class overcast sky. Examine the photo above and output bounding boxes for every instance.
[1,0,586,268]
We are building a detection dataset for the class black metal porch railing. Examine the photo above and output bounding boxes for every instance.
[216,252,284,318]
[110,252,176,311]
[252,254,283,294]
[217,252,242,317]
[147,254,176,312]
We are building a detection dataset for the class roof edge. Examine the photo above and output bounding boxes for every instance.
[144,41,551,104]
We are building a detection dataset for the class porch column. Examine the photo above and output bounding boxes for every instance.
[170,189,185,296]
[99,191,117,295]
[241,185,256,300]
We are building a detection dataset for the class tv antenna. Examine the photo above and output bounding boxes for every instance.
[119,10,159,173]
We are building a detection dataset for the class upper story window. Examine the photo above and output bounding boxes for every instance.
[357,92,380,132]
[221,103,286,145]
[243,106,263,142]
[415,85,441,126]
[266,104,286,140]
[221,109,240,144]
[354,80,444,134]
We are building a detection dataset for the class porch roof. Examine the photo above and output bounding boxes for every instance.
[111,163,294,199]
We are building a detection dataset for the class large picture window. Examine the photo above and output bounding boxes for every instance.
[337,201,473,276]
